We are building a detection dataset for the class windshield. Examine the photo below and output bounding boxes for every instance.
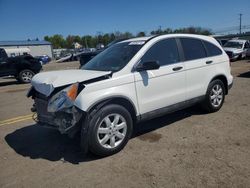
[224,41,243,49]
[82,42,143,72]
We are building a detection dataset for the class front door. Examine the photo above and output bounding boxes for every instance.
[134,38,186,115]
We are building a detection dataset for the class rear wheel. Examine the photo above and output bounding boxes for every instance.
[85,104,133,156]
[202,79,225,113]
[18,69,35,83]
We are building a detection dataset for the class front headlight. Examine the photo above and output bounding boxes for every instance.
[47,83,78,112]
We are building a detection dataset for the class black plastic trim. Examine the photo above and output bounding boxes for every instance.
[137,96,205,122]
[228,82,233,90]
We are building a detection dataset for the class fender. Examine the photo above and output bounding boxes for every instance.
[86,95,137,114]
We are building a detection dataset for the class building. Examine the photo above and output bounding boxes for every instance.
[73,42,82,49]
[0,40,53,58]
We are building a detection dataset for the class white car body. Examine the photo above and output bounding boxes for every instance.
[29,34,233,155]
[31,34,233,117]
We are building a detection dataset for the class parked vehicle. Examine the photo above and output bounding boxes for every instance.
[35,55,51,65]
[223,39,250,61]
[4,47,31,57]
[216,39,229,46]
[0,48,42,83]
[28,34,233,156]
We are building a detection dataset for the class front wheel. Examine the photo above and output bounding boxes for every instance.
[85,104,133,156]
[18,69,35,83]
[202,79,225,113]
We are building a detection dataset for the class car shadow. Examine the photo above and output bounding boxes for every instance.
[5,124,100,164]
[5,106,204,164]
[132,106,203,138]
[238,71,250,78]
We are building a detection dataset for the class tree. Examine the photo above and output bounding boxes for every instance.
[43,26,212,49]
[44,34,65,48]
[136,32,146,37]
[65,35,75,48]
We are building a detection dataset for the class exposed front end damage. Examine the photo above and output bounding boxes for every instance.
[27,70,112,137]
[35,98,83,134]
[30,90,84,136]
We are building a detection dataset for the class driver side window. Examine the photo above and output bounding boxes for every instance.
[141,38,180,66]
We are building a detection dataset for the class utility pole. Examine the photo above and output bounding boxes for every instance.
[239,13,243,34]
[158,25,162,34]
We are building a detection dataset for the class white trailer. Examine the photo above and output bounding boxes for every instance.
[4,47,31,57]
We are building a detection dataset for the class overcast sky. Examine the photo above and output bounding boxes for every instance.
[0,0,249,40]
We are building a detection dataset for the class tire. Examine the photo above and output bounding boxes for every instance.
[18,69,35,83]
[202,79,226,113]
[85,104,133,157]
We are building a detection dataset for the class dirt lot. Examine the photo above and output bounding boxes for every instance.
[0,60,250,188]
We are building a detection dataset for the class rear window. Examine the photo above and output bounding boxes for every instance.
[203,40,222,57]
[180,38,207,61]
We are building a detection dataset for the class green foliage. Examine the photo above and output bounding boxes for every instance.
[44,27,212,49]
[44,34,65,49]
[136,32,146,37]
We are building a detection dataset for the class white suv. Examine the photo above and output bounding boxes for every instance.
[28,34,233,156]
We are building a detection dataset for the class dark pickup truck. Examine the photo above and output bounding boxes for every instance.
[0,48,42,83]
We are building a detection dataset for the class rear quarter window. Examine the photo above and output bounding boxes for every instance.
[203,40,222,57]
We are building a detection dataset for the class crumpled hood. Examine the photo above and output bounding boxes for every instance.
[31,69,110,96]
[223,47,243,54]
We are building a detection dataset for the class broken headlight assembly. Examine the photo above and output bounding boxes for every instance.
[48,83,79,113]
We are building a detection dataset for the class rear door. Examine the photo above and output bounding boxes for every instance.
[134,38,186,115]
[179,37,223,100]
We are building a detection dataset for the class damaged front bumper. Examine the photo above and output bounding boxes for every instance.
[33,95,84,134]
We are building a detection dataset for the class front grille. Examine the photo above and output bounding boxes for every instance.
[35,97,56,126]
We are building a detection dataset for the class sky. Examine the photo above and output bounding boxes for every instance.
[0,0,249,41]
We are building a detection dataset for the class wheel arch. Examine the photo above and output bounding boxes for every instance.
[209,74,228,94]
[86,96,138,123]
[16,60,33,74]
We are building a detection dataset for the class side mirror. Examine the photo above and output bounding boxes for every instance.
[136,61,160,72]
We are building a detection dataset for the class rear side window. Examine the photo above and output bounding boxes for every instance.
[180,38,207,61]
[141,38,180,66]
[203,40,222,56]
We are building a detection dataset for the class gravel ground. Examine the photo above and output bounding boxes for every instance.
[0,60,250,188]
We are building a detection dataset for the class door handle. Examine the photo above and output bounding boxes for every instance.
[172,66,183,71]
[206,60,213,64]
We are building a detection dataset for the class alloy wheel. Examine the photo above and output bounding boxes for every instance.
[97,113,127,149]
[21,70,33,82]
[210,84,223,107]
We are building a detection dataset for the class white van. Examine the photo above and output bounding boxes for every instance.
[4,47,31,57]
